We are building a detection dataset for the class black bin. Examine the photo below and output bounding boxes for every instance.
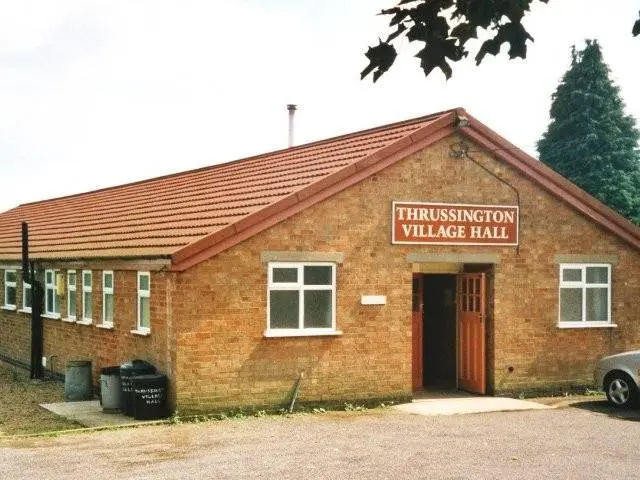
[132,373,168,420]
[120,360,156,416]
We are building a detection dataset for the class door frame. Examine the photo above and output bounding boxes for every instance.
[411,269,489,394]
[411,274,424,391]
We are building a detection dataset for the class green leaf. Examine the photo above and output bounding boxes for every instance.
[381,8,409,26]
[361,40,398,82]
[450,22,478,45]
[475,22,533,64]
[386,23,408,43]
[415,39,459,79]
[407,23,429,42]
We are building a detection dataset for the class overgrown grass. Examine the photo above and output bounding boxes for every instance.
[0,361,81,436]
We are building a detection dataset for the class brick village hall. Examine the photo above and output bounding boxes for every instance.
[0,108,638,412]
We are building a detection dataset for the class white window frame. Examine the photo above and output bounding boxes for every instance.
[136,271,151,333]
[81,270,92,323]
[102,270,114,327]
[22,280,32,313]
[44,269,60,318]
[3,269,17,310]
[266,262,339,337]
[66,270,77,321]
[558,263,613,328]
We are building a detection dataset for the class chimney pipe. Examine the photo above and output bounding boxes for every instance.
[287,104,297,147]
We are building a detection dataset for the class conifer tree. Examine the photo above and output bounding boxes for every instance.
[537,40,640,224]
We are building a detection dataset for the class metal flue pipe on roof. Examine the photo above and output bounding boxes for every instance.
[287,104,297,147]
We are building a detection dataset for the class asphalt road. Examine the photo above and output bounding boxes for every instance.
[1,401,639,480]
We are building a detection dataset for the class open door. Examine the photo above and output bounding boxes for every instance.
[457,273,486,394]
[411,275,424,391]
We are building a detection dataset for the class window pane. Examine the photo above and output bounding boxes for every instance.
[273,268,297,283]
[104,293,114,322]
[560,288,582,322]
[46,271,53,284]
[304,290,332,328]
[24,286,32,308]
[139,296,150,328]
[83,292,92,318]
[586,267,608,284]
[139,274,150,291]
[54,292,61,314]
[104,273,113,289]
[303,266,332,285]
[69,293,76,317]
[6,271,16,283]
[586,288,608,322]
[562,269,582,282]
[46,289,54,313]
[68,272,76,285]
[83,272,91,287]
[269,290,299,329]
[6,287,16,306]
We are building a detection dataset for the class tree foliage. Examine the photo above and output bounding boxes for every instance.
[537,40,640,224]
[362,1,640,82]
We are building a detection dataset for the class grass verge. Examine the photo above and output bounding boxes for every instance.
[0,360,82,436]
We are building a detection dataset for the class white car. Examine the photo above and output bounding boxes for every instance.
[595,350,640,408]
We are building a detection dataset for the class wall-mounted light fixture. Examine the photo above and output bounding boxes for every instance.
[456,115,469,128]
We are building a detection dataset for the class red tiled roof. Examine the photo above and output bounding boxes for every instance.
[0,109,455,264]
[0,107,638,270]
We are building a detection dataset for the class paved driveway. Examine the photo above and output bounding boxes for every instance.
[1,401,639,479]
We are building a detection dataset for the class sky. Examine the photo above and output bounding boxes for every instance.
[0,0,639,212]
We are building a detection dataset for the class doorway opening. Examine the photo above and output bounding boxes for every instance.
[412,268,489,395]
[422,275,457,389]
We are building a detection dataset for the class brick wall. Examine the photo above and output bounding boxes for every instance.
[0,270,31,365]
[0,268,175,403]
[171,134,640,411]
[42,269,172,387]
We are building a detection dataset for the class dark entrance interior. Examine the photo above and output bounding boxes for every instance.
[422,274,457,388]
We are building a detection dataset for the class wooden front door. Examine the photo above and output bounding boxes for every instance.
[457,273,486,394]
[411,275,424,391]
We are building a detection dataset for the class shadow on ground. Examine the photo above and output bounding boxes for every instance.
[569,400,640,422]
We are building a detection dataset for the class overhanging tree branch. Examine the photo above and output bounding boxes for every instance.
[362,1,638,82]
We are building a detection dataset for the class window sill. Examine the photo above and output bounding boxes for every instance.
[130,329,151,337]
[42,313,61,320]
[18,308,32,314]
[61,317,76,323]
[1,305,16,311]
[97,323,114,330]
[264,329,343,338]
[76,319,93,326]
[558,322,617,329]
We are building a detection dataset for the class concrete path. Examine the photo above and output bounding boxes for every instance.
[42,394,550,431]
[393,395,551,416]
[40,400,163,428]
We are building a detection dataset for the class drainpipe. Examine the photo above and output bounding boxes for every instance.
[22,222,43,379]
